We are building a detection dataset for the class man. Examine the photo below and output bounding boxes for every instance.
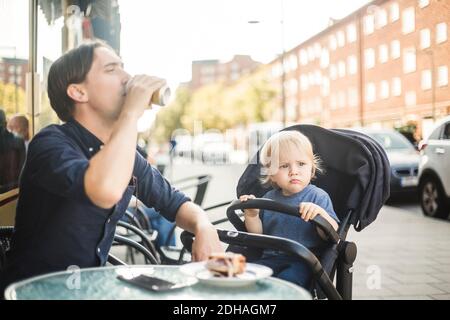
[0,109,26,193]
[7,114,30,152]
[0,41,222,294]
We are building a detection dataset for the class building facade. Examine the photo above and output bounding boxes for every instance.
[267,0,449,136]
[190,55,261,91]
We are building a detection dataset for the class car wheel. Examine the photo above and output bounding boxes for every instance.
[419,176,449,219]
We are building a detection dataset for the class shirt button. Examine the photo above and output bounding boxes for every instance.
[107,218,111,223]
[97,248,101,254]
[88,147,94,152]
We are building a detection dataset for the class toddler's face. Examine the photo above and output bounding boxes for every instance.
[269,147,313,196]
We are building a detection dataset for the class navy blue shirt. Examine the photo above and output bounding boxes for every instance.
[261,184,339,256]
[0,119,190,291]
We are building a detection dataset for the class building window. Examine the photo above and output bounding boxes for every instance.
[420,29,431,49]
[348,55,358,75]
[379,45,389,63]
[300,49,308,66]
[364,15,375,35]
[403,48,416,74]
[390,3,400,22]
[329,64,337,80]
[391,40,401,59]
[338,61,346,78]
[329,35,337,51]
[405,91,417,106]
[437,65,448,87]
[436,23,448,44]
[314,70,322,86]
[421,69,432,90]
[418,0,429,8]
[321,77,330,96]
[337,31,345,48]
[8,65,15,74]
[365,48,375,69]
[314,43,322,58]
[308,46,315,61]
[402,7,415,34]
[366,83,376,103]
[376,9,388,29]
[271,63,282,78]
[307,72,314,86]
[288,79,298,95]
[392,77,402,96]
[348,87,358,107]
[300,75,309,91]
[380,80,390,99]
[289,54,298,71]
[347,24,357,43]
[320,49,330,68]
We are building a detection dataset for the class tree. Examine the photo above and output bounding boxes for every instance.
[0,81,26,116]
[151,86,192,143]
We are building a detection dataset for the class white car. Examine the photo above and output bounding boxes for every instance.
[418,115,450,219]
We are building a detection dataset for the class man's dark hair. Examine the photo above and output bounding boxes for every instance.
[47,40,113,122]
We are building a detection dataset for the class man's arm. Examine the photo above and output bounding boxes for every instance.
[175,201,224,261]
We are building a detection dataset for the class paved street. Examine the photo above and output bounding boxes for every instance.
[169,161,450,300]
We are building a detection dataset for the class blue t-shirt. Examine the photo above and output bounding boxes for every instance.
[261,184,339,254]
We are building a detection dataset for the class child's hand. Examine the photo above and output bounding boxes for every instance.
[299,202,327,222]
[239,194,259,218]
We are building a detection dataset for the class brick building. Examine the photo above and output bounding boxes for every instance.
[0,58,28,90]
[267,0,449,136]
[190,55,261,91]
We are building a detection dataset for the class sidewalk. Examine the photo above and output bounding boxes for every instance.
[349,205,450,300]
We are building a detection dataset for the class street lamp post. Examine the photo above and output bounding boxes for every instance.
[424,49,436,122]
[248,0,287,126]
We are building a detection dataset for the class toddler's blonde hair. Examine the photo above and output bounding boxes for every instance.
[259,130,322,187]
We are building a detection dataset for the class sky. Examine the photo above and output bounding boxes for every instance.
[0,0,372,130]
[118,0,372,88]
[1,0,373,86]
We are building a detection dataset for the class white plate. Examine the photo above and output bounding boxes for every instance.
[179,262,272,287]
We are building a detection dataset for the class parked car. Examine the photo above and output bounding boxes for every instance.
[418,115,450,219]
[201,141,233,164]
[350,128,420,197]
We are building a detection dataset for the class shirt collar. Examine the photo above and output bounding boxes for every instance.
[66,118,104,155]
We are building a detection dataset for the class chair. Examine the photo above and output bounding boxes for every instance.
[123,174,213,265]
[180,124,390,300]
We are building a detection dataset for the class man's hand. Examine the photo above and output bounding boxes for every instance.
[175,201,224,261]
[122,75,166,119]
[191,223,223,262]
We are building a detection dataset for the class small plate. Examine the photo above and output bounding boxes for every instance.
[179,262,272,287]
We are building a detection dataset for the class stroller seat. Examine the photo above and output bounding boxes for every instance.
[181,124,390,300]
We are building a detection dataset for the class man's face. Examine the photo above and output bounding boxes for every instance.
[83,46,130,121]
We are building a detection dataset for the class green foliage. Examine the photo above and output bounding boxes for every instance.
[152,74,278,139]
[0,81,26,116]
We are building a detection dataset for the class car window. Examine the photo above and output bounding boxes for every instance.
[443,123,450,140]
[369,132,415,151]
[429,126,442,140]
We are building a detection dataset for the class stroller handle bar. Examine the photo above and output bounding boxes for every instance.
[226,199,340,244]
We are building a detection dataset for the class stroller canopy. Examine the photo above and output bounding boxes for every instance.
[237,124,390,232]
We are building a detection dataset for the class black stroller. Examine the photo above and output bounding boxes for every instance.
[181,124,390,300]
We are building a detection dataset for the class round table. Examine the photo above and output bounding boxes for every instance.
[5,265,312,300]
